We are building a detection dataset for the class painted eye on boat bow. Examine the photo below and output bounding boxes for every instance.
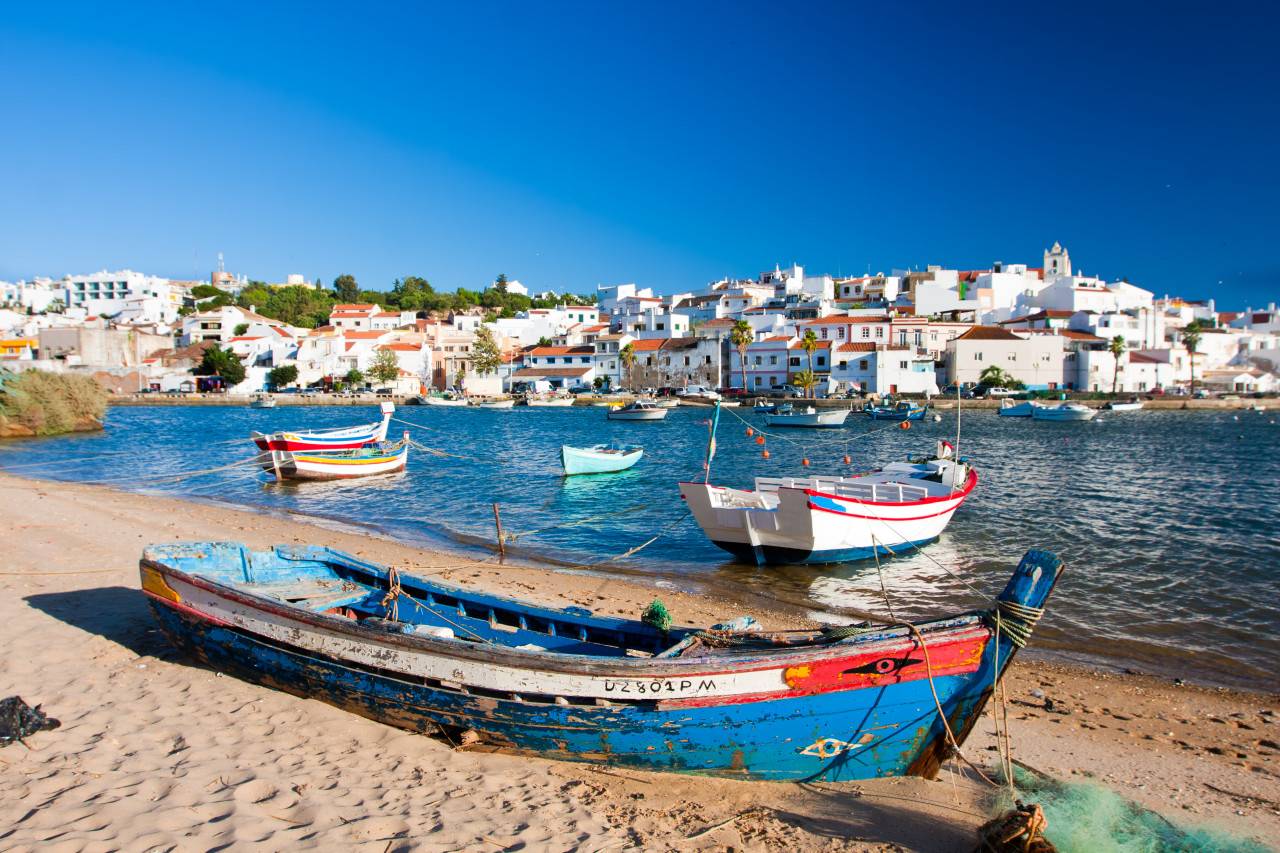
[843,656,922,677]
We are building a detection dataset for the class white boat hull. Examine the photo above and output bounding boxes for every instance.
[765,409,849,428]
[998,401,1036,417]
[607,408,668,421]
[527,397,576,407]
[260,444,409,481]
[420,397,468,407]
[1032,404,1097,421]
[679,467,976,565]
[1103,401,1144,411]
[475,399,516,409]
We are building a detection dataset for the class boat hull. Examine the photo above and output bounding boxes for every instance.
[251,404,393,451]
[260,445,408,480]
[1031,405,1097,421]
[765,410,849,428]
[420,397,468,407]
[1103,401,1143,411]
[679,470,976,566]
[607,409,668,421]
[561,445,643,475]
[998,402,1035,417]
[867,407,926,421]
[527,397,576,407]
[141,544,1061,781]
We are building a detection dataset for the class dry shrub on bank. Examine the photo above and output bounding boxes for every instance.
[0,370,108,436]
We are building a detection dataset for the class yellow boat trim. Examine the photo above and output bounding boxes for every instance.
[141,565,181,602]
[291,453,402,465]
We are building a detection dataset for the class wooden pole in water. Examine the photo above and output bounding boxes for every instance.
[492,502,506,558]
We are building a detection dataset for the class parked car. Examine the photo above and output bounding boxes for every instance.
[942,384,978,399]
[985,387,1017,397]
[677,385,721,400]
[771,384,803,397]
[374,387,395,397]
[718,387,748,398]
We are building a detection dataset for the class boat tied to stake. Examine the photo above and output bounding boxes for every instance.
[140,541,1062,781]
[259,432,410,481]
[561,442,644,475]
[251,402,394,452]
[680,440,975,565]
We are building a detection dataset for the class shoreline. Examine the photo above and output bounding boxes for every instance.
[1,472,1277,850]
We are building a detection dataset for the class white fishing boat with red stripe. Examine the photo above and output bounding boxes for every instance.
[260,431,410,481]
[679,441,975,565]
[251,402,394,452]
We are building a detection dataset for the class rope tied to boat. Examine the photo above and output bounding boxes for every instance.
[992,600,1044,650]
[382,565,403,622]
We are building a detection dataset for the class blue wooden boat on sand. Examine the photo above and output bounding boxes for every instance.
[141,543,1062,781]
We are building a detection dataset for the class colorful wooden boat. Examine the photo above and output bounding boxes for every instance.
[866,401,927,421]
[140,541,1062,781]
[259,432,409,480]
[680,441,975,564]
[561,442,643,475]
[765,407,848,428]
[252,402,394,452]
[607,400,668,421]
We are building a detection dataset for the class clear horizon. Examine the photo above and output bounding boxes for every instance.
[2,2,1277,309]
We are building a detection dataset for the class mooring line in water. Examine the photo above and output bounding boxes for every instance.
[716,403,911,465]
[505,503,651,542]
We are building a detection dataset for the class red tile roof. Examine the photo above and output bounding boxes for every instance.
[802,315,852,325]
[628,339,665,352]
[344,330,389,340]
[1128,352,1161,364]
[789,339,833,350]
[378,343,422,352]
[837,342,877,352]
[333,303,376,311]
[1058,330,1106,342]
[512,366,591,378]
[955,326,1023,341]
[529,345,594,356]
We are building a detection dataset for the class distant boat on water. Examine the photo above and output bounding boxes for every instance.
[526,395,575,407]
[561,442,643,475]
[419,393,467,407]
[765,407,848,428]
[1103,399,1144,411]
[250,394,276,409]
[607,400,668,421]
[998,399,1036,417]
[472,398,516,409]
[1032,402,1097,421]
[866,400,927,421]
[251,402,393,452]
[140,540,1062,781]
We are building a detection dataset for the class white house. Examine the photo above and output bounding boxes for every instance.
[62,270,183,323]
[831,344,939,396]
[945,326,1065,389]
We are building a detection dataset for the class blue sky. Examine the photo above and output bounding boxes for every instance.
[2,2,1277,307]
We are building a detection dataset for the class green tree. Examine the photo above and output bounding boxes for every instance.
[198,345,246,387]
[267,364,299,389]
[730,320,754,394]
[536,336,553,348]
[333,274,360,303]
[793,369,818,399]
[368,349,401,385]
[1183,320,1203,392]
[800,329,819,398]
[233,323,249,336]
[1109,335,1127,395]
[46,297,65,314]
[390,276,433,311]
[494,273,508,293]
[472,325,502,375]
[345,368,364,386]
[620,342,637,391]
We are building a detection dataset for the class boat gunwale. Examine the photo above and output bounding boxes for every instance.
[681,467,977,510]
[139,551,992,678]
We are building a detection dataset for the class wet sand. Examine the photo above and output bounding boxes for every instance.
[0,472,1276,851]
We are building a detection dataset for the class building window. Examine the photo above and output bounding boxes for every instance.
[820,328,827,339]
[754,376,762,386]
[837,328,845,339]
[976,352,983,361]
[900,361,908,370]
[859,359,868,370]
[861,327,870,338]
[769,355,777,365]
[875,327,884,338]
[754,355,762,365]
[789,357,800,367]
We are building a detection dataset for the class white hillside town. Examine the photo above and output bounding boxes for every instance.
[2,243,1276,399]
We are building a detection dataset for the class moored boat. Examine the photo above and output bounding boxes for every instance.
[251,402,394,452]
[866,400,927,421]
[754,402,794,415]
[259,432,410,481]
[473,398,516,409]
[419,393,468,407]
[765,406,848,428]
[526,395,576,407]
[680,441,974,565]
[998,399,1037,418]
[607,400,669,421]
[561,442,644,475]
[250,394,276,409]
[140,540,1062,781]
[1103,399,1144,411]
[1031,402,1097,421]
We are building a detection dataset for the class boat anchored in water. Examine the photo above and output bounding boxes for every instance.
[607,400,669,421]
[418,392,468,407]
[140,541,1061,781]
[526,394,576,407]
[251,402,394,452]
[561,442,644,475]
[250,394,276,409]
[865,400,927,421]
[1031,402,1097,421]
[1103,398,1144,411]
[680,441,975,565]
[259,432,410,481]
[765,406,849,428]
[998,399,1037,417]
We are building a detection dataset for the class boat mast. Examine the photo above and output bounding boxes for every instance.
[951,378,961,494]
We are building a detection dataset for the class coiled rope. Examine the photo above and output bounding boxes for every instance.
[992,600,1044,650]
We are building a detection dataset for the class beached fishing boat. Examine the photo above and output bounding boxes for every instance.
[680,441,975,565]
[251,402,394,452]
[1031,402,1097,422]
[140,541,1061,781]
[419,393,467,407]
[607,400,668,421]
[250,394,276,409]
[259,433,410,481]
[561,442,643,475]
[1103,399,1144,411]
[866,401,927,421]
[526,395,576,407]
[765,407,849,428]
[998,399,1037,417]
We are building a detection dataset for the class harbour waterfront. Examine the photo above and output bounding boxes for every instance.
[2,403,1277,691]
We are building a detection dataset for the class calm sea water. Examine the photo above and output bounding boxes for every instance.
[3,403,1277,691]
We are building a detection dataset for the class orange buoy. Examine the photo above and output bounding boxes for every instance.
[746,427,754,437]
[762,449,770,459]
[898,421,911,431]
[801,457,810,467]
[755,435,766,445]
[842,454,851,464]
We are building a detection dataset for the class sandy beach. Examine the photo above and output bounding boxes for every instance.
[1,472,1276,851]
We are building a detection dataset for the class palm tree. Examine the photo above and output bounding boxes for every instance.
[793,369,818,399]
[620,342,637,391]
[1183,320,1203,393]
[1109,335,1127,395]
[730,320,753,394]
[801,329,819,398]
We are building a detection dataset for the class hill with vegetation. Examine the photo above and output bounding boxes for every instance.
[184,273,596,329]
[0,369,108,438]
